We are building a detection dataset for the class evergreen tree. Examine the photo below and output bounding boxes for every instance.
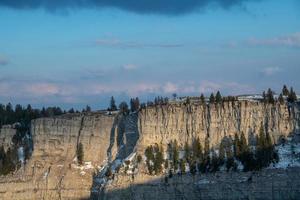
[288,87,297,103]
[172,140,179,171]
[184,141,191,163]
[233,133,240,158]
[119,102,129,115]
[266,88,275,104]
[210,150,220,172]
[200,94,205,105]
[203,136,210,172]
[262,91,266,103]
[110,96,117,111]
[145,146,154,175]
[219,142,226,165]
[215,91,222,104]
[192,137,203,162]
[278,93,284,104]
[209,93,215,104]
[282,85,289,96]
[76,143,84,165]
[179,159,186,174]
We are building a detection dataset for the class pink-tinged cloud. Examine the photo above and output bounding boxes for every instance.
[25,83,60,96]
[247,32,300,48]
[163,82,178,93]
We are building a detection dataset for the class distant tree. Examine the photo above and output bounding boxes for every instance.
[130,97,140,112]
[282,85,290,96]
[192,137,203,162]
[190,161,197,176]
[145,146,154,175]
[266,88,275,104]
[119,102,129,115]
[219,142,226,165]
[179,159,186,174]
[172,93,177,100]
[262,91,266,103]
[68,108,75,113]
[110,96,117,111]
[203,136,210,172]
[278,93,284,104]
[184,141,191,163]
[209,93,215,104]
[288,87,297,103]
[77,143,84,165]
[210,150,220,172]
[215,91,222,104]
[233,133,240,158]
[172,140,179,171]
[85,105,91,112]
[200,94,205,105]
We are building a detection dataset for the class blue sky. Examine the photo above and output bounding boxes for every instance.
[0,0,299,109]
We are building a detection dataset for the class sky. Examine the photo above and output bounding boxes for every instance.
[0,0,299,110]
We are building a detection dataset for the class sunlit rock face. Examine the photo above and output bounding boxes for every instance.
[137,101,297,152]
[0,101,299,200]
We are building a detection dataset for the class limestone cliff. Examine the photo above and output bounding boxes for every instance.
[137,101,298,151]
[0,101,299,200]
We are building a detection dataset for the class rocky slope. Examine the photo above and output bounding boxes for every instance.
[0,101,299,199]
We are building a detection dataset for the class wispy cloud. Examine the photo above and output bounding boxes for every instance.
[95,38,184,49]
[247,32,300,48]
[261,67,281,76]
[123,64,138,71]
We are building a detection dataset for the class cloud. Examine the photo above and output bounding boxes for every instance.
[0,56,8,66]
[163,82,178,93]
[247,33,300,48]
[0,0,262,15]
[199,80,255,95]
[261,67,281,76]
[24,83,60,96]
[123,64,137,71]
[95,38,183,49]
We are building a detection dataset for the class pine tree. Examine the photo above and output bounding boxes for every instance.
[266,88,275,104]
[262,91,266,103]
[215,91,222,104]
[184,142,191,163]
[278,93,284,104]
[233,133,240,158]
[110,96,117,111]
[172,140,179,171]
[145,146,154,175]
[119,102,129,115]
[203,136,210,172]
[288,87,297,103]
[219,142,225,165]
[282,85,289,96]
[209,93,215,104]
[192,137,203,162]
[200,94,205,105]
[179,159,186,174]
[77,143,84,165]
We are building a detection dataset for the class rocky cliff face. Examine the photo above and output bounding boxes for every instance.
[137,101,297,151]
[0,101,299,200]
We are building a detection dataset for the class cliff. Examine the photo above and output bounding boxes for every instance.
[137,101,297,151]
[0,101,299,199]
